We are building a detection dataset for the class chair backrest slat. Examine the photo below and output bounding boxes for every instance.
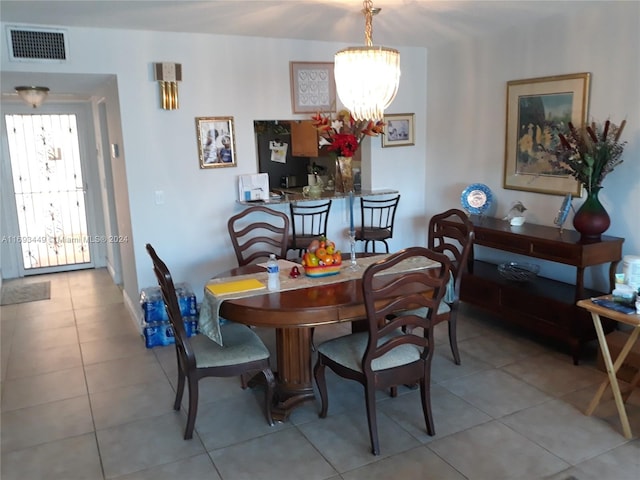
[361,246,451,374]
[228,205,290,266]
[360,195,400,233]
[428,209,475,301]
[290,200,332,238]
[146,244,197,368]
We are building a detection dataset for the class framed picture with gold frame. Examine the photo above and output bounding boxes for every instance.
[382,113,415,147]
[290,61,336,114]
[503,73,590,196]
[196,116,236,169]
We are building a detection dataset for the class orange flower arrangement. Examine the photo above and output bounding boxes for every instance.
[311,109,384,157]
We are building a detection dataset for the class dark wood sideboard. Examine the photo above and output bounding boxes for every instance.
[459,216,623,364]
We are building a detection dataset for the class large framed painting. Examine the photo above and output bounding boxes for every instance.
[196,116,236,169]
[503,73,590,196]
[290,61,336,114]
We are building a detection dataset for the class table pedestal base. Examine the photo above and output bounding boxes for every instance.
[271,326,316,421]
[271,388,316,422]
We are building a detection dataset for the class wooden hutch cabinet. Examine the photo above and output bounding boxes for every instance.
[460,216,623,364]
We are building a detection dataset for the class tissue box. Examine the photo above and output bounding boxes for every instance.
[143,318,198,348]
[140,283,197,322]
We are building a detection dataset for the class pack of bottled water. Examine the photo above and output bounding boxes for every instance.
[139,282,199,348]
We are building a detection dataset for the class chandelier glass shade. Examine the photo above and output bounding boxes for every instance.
[15,86,50,108]
[334,1,400,121]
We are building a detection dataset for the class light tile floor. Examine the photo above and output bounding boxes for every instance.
[1,268,639,479]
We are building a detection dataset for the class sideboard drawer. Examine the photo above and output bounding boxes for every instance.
[475,230,531,254]
[530,242,579,263]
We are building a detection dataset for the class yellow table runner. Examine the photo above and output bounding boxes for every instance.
[199,254,440,346]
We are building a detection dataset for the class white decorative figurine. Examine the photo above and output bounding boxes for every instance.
[504,201,527,226]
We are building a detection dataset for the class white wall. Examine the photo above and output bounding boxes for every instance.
[1,25,427,306]
[426,2,640,291]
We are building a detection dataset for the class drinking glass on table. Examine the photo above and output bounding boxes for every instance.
[347,229,358,270]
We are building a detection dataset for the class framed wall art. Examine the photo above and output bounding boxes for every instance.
[503,72,590,196]
[196,116,237,169]
[290,61,336,114]
[382,113,414,147]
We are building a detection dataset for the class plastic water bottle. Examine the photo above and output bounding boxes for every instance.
[267,254,280,291]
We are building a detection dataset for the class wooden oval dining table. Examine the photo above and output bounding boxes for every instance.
[213,256,437,422]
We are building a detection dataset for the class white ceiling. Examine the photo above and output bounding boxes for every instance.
[0,1,603,96]
[1,0,599,48]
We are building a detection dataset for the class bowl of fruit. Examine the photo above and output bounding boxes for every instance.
[301,237,343,277]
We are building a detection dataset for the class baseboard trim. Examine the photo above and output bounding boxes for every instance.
[123,288,143,335]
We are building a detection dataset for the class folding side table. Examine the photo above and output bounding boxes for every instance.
[577,296,640,439]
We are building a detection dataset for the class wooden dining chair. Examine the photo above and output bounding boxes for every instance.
[355,195,400,253]
[227,205,290,266]
[313,246,452,455]
[393,208,475,365]
[287,200,332,257]
[146,244,276,439]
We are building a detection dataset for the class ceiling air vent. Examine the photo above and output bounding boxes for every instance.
[6,26,68,62]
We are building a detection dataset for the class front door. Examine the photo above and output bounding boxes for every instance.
[4,112,94,272]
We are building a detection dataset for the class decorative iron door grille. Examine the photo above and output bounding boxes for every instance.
[5,113,91,269]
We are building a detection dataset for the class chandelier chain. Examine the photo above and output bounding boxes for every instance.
[362,0,374,46]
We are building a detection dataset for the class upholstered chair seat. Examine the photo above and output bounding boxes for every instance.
[317,330,422,372]
[190,322,271,368]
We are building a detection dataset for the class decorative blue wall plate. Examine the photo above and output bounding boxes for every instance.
[461,183,493,215]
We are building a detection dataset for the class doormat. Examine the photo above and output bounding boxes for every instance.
[0,281,51,306]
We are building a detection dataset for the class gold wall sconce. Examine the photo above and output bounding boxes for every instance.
[153,62,182,110]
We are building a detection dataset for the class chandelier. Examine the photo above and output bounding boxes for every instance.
[15,86,50,108]
[334,0,400,121]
